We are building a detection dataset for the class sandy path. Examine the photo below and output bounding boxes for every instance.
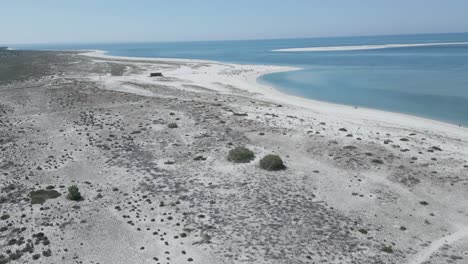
[407,225,468,264]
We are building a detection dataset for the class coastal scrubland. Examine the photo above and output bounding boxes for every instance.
[0,50,467,264]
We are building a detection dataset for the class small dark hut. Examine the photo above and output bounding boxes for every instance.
[150,72,163,77]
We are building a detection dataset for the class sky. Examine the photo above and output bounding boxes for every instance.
[1,0,468,44]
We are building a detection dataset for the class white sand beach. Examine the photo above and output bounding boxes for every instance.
[85,50,468,138]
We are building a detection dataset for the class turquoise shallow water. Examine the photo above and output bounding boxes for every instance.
[10,33,468,125]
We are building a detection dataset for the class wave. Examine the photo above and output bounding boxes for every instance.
[272,42,468,52]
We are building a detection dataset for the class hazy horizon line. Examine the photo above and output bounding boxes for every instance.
[4,31,468,46]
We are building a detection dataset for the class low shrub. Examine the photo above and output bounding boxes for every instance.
[259,154,286,171]
[227,147,255,163]
[381,245,394,253]
[29,189,61,204]
[67,185,82,201]
[167,123,178,128]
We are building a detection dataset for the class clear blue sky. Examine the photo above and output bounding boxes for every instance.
[2,0,468,44]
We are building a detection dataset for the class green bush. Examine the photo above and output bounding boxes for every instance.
[167,123,178,128]
[67,185,82,201]
[227,147,255,163]
[259,154,286,171]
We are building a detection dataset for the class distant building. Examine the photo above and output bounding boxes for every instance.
[150,72,163,77]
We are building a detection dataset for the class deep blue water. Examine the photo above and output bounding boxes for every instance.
[10,33,468,125]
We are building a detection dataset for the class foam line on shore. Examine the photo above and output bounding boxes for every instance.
[273,42,468,52]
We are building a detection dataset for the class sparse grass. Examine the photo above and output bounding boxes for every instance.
[259,154,286,171]
[227,147,255,163]
[67,185,82,201]
[168,123,178,128]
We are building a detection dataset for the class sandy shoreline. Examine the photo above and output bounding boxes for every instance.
[272,42,468,52]
[84,49,468,138]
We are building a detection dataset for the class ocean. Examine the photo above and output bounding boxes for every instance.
[10,33,468,125]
